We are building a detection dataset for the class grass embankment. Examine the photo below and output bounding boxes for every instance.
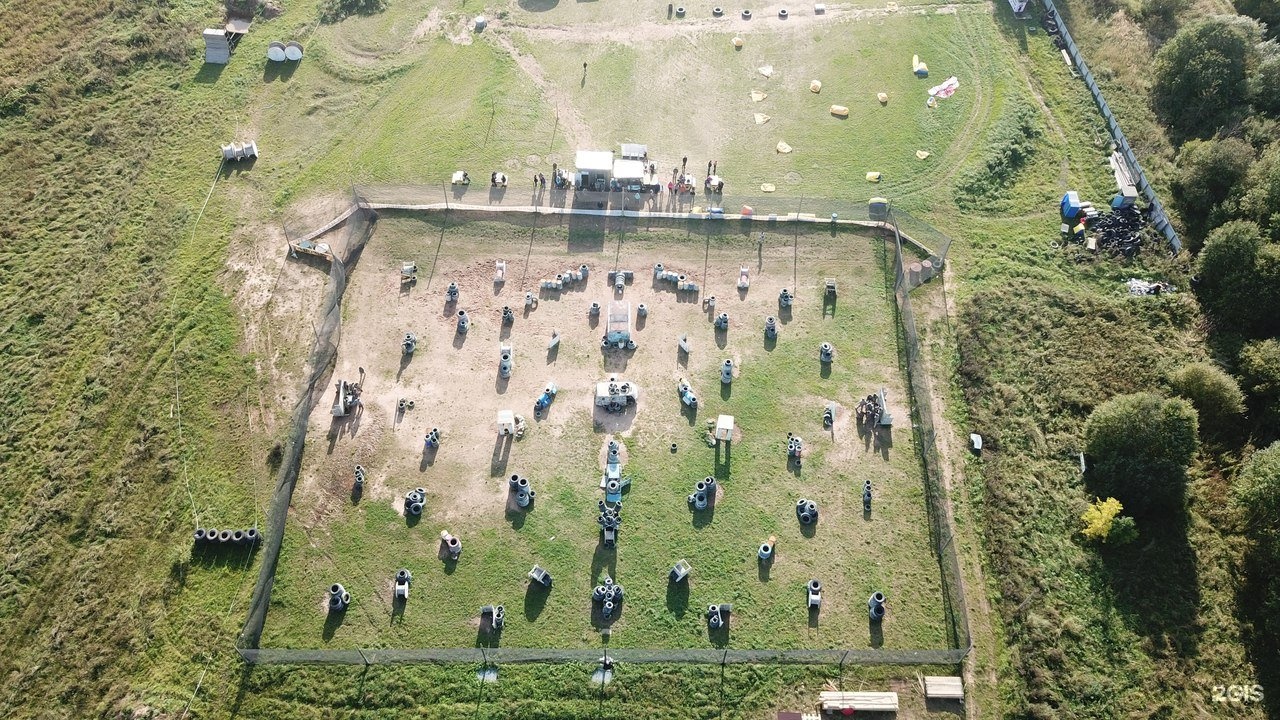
[0,0,284,715]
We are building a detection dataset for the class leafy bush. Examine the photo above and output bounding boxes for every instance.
[1152,17,1259,142]
[1167,362,1245,430]
[1235,442,1280,537]
[1240,339,1280,430]
[1235,0,1280,39]
[1196,220,1280,337]
[1081,497,1137,543]
[1169,137,1252,251]
[1251,50,1280,117]
[1242,141,1280,240]
[320,0,388,23]
[1084,393,1199,512]
[955,101,1041,211]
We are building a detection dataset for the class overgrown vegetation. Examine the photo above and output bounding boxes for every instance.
[319,0,387,24]
[954,100,1041,211]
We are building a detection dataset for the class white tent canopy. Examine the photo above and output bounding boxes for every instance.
[575,150,614,172]
[613,159,645,180]
[620,143,647,160]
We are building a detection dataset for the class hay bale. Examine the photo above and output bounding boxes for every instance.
[776,141,792,154]
[829,105,849,117]
[809,79,822,93]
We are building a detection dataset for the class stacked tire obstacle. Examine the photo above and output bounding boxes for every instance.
[193,526,260,546]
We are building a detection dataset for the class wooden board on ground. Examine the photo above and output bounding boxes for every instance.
[924,675,964,699]
[818,691,899,712]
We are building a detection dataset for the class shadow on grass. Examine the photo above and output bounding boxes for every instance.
[666,579,689,618]
[991,0,1030,53]
[1095,508,1201,655]
[194,62,225,84]
[1238,543,1280,717]
[505,490,528,529]
[523,583,549,622]
[262,60,298,83]
[322,608,346,641]
[591,542,617,581]
[714,442,731,478]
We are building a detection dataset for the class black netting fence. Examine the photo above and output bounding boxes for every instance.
[887,210,971,656]
[239,646,967,666]
[238,192,968,667]
[238,189,375,649]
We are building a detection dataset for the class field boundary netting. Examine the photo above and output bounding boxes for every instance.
[240,194,967,667]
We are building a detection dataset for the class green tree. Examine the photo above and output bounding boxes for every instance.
[1235,0,1280,39]
[1167,362,1245,430]
[1239,338,1280,427]
[1251,52,1280,116]
[1235,443,1280,538]
[1242,142,1280,239]
[1169,138,1253,250]
[319,0,387,23]
[1196,220,1280,337]
[1152,17,1259,142]
[1084,393,1199,512]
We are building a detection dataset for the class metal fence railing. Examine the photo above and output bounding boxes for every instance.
[243,194,968,667]
[1040,0,1182,253]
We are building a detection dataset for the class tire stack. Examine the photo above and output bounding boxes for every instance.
[405,487,426,516]
[193,526,260,547]
[592,575,625,620]
[795,498,819,525]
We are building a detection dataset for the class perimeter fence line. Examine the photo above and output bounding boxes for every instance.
[1040,0,1181,253]
[242,191,966,665]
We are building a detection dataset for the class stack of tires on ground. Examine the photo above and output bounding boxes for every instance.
[193,527,260,547]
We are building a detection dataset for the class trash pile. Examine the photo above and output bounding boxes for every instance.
[1126,278,1175,295]
[1090,206,1147,258]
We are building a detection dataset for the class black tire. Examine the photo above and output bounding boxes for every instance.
[742,9,752,18]
[232,529,246,543]
[246,528,259,543]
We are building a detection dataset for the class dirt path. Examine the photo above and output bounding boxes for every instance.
[920,263,1000,719]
